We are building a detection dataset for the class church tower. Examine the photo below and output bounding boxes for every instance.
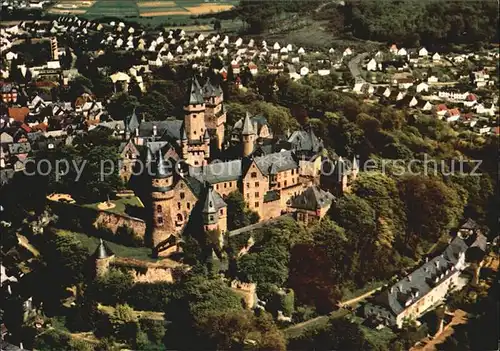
[242,112,256,157]
[150,149,175,249]
[203,77,226,150]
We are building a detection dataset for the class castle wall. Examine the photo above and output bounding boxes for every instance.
[130,267,175,283]
[230,280,257,309]
[94,211,146,239]
[261,199,283,220]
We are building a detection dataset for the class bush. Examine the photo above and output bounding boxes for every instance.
[292,305,318,323]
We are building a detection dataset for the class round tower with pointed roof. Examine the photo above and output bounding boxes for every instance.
[94,238,115,278]
[150,149,175,248]
[242,112,256,157]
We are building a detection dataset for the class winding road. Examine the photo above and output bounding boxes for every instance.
[347,52,369,83]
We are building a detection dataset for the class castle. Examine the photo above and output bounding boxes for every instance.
[120,76,358,255]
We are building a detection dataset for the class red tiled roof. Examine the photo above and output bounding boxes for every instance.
[31,123,48,132]
[8,107,29,122]
[20,123,31,133]
[448,108,460,116]
[437,104,448,111]
[466,94,477,101]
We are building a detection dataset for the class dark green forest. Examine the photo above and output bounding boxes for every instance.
[238,0,499,47]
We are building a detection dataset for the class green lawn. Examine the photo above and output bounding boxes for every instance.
[57,229,155,262]
[82,196,144,216]
[85,0,139,17]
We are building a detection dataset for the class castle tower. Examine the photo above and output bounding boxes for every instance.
[184,76,206,142]
[151,149,175,248]
[242,112,256,157]
[125,108,140,141]
[203,78,226,150]
[202,184,226,247]
[333,157,349,195]
[203,184,219,232]
[351,155,359,182]
[93,239,114,278]
[50,37,59,61]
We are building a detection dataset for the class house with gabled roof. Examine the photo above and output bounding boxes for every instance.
[364,221,487,328]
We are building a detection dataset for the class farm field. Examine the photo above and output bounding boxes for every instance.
[49,0,237,24]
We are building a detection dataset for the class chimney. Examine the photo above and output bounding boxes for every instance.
[153,125,157,136]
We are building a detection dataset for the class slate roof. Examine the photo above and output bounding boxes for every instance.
[203,77,222,98]
[139,120,183,141]
[189,159,242,184]
[254,150,298,175]
[126,109,140,132]
[154,149,172,178]
[371,236,470,317]
[202,185,217,214]
[460,218,479,230]
[290,186,334,211]
[288,129,323,154]
[93,239,114,259]
[234,113,268,135]
[185,76,204,105]
[241,111,255,135]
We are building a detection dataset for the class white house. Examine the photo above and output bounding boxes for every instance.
[475,103,496,116]
[366,58,378,71]
[5,52,17,61]
[427,75,439,84]
[432,52,441,61]
[416,82,429,93]
[364,232,484,329]
[445,108,461,122]
[299,66,309,76]
[397,48,407,56]
[297,47,305,55]
[343,48,353,56]
[418,47,428,57]
[235,37,243,47]
[438,90,469,101]
[273,42,280,50]
[317,68,330,76]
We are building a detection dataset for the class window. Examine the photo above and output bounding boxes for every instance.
[255,182,259,187]
[216,184,219,190]
[255,192,259,197]
[177,213,183,222]
[177,202,181,210]
[254,202,259,207]
[210,215,214,221]
[157,205,162,213]
[224,183,227,188]
[284,180,287,187]
[278,182,281,187]
[157,216,163,224]
[194,130,197,135]
[251,172,257,178]
[246,193,250,199]
[180,183,184,188]
[180,192,185,199]
[246,183,250,188]
[187,202,191,209]
[220,209,223,215]
[194,161,199,166]
[291,169,295,175]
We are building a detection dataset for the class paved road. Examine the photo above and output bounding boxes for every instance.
[284,286,381,337]
[227,213,292,237]
[347,52,369,83]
